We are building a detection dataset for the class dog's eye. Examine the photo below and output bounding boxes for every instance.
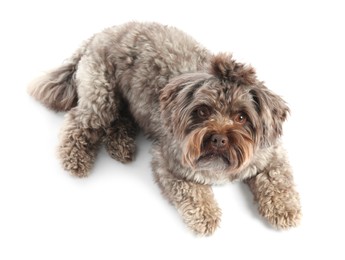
[234,112,247,124]
[196,106,210,118]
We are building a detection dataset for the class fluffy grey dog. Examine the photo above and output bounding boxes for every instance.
[29,22,301,235]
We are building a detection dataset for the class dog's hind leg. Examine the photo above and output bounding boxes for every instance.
[103,107,139,163]
[58,56,120,177]
[58,108,105,177]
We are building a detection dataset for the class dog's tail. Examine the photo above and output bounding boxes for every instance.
[28,41,89,112]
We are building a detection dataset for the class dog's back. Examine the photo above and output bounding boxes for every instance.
[28,22,209,118]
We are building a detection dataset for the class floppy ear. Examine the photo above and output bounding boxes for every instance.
[160,73,210,138]
[209,53,257,85]
[250,84,290,146]
[210,53,289,146]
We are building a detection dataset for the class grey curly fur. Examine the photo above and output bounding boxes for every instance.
[29,22,301,235]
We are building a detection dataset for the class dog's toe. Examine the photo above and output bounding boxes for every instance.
[105,139,136,163]
[190,213,221,236]
[179,202,221,236]
[259,194,302,229]
[58,130,100,177]
[59,144,96,177]
[266,206,302,229]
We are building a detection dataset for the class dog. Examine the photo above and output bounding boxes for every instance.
[29,22,301,235]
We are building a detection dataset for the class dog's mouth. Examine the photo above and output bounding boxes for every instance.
[197,152,231,166]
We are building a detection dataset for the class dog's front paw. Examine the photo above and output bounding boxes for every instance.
[179,201,221,236]
[259,193,301,229]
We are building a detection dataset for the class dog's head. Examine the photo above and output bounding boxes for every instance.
[160,53,289,173]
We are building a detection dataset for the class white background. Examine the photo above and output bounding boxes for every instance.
[1,1,344,259]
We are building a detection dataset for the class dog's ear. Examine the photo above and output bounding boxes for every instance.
[249,84,290,146]
[160,73,210,138]
[209,53,257,85]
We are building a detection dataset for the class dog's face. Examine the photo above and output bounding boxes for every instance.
[160,54,289,174]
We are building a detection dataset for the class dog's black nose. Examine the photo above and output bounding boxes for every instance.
[211,134,228,148]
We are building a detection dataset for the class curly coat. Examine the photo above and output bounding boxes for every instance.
[29,22,301,235]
